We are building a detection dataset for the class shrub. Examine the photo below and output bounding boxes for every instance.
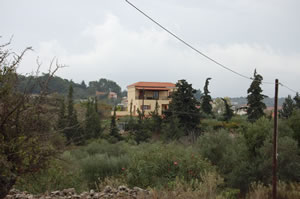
[247,182,300,199]
[125,142,214,188]
[80,154,129,188]
[15,159,87,194]
[196,129,250,191]
[150,171,225,199]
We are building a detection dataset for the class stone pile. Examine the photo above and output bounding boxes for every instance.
[5,186,150,199]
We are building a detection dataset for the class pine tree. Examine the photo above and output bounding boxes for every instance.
[166,79,200,133]
[279,95,295,119]
[221,98,234,121]
[247,69,267,122]
[201,78,213,116]
[109,107,122,142]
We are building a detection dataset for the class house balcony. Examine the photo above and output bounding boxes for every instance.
[135,96,170,100]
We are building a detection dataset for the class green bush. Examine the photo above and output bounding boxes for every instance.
[125,142,214,188]
[15,159,87,194]
[80,154,129,188]
[196,129,251,191]
[84,140,128,157]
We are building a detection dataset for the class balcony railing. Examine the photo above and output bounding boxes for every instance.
[135,96,170,100]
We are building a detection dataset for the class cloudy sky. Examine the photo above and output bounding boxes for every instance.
[1,0,300,97]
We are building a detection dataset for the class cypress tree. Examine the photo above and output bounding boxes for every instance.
[201,78,213,116]
[109,107,122,142]
[221,98,234,121]
[85,99,101,139]
[57,98,66,130]
[64,84,82,144]
[247,69,267,122]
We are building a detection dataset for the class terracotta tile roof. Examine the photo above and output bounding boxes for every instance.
[127,82,176,89]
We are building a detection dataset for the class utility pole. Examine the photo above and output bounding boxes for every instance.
[273,79,279,199]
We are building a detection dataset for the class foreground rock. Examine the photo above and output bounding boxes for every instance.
[5,186,150,199]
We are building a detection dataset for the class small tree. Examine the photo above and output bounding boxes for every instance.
[63,84,83,144]
[222,98,234,121]
[247,70,267,122]
[149,100,162,133]
[109,107,122,142]
[166,79,200,133]
[85,98,101,139]
[0,41,61,198]
[279,95,295,119]
[57,97,66,130]
[132,109,151,144]
[294,93,300,109]
[201,78,213,116]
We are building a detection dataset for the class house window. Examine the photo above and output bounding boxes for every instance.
[153,91,159,100]
[141,105,151,110]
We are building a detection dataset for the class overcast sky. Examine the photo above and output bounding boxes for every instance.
[1,0,300,97]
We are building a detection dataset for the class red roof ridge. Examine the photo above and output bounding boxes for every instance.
[127,81,176,88]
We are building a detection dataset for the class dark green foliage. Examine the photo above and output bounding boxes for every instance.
[162,116,184,140]
[201,78,213,116]
[126,142,214,188]
[128,109,151,144]
[222,98,234,121]
[294,93,300,109]
[196,130,250,191]
[89,78,122,96]
[65,140,129,189]
[17,74,125,100]
[247,70,267,122]
[258,136,300,183]
[279,95,295,119]
[62,85,83,144]
[243,117,272,157]
[148,101,162,134]
[109,108,122,142]
[288,110,300,146]
[166,79,200,133]
[84,98,101,140]
[57,98,66,130]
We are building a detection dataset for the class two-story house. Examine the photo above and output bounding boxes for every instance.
[127,82,176,115]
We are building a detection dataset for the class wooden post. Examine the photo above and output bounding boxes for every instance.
[142,88,145,117]
[273,79,279,199]
[130,99,133,117]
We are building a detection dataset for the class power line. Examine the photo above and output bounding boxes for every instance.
[126,0,265,82]
[125,0,299,94]
[279,83,299,94]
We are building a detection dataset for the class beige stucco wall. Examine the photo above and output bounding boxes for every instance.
[127,87,173,115]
